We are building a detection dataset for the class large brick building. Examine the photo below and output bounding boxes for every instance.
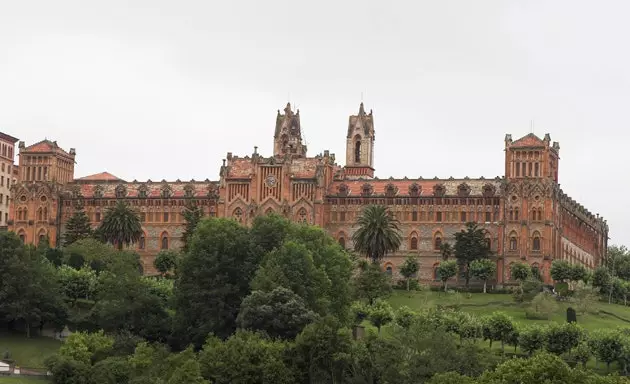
[8,103,608,284]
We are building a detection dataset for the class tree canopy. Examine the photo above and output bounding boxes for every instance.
[352,205,403,263]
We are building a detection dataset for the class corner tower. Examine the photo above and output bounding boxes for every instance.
[344,103,375,178]
[504,133,560,182]
[273,103,307,158]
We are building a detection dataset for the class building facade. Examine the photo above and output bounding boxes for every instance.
[0,132,18,229]
[8,103,608,283]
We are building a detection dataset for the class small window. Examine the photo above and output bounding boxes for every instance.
[340,211,346,222]
[95,212,101,222]
[533,236,541,251]
[410,237,418,250]
[484,238,491,250]
[338,237,346,249]
[163,212,169,222]
[485,211,491,222]
[161,235,168,250]
[436,212,442,222]
[411,211,418,221]
[434,236,442,250]
[461,211,466,222]
[233,208,243,223]
[514,208,519,221]
[385,266,392,275]
[139,236,145,250]
[19,233,25,243]
[509,236,517,251]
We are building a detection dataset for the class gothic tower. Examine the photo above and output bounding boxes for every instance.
[344,103,375,178]
[273,103,307,158]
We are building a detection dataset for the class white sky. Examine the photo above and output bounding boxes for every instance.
[0,0,626,245]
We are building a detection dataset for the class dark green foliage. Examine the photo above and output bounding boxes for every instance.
[174,218,260,346]
[153,250,179,276]
[237,287,318,339]
[353,259,392,305]
[45,247,64,267]
[181,203,203,253]
[352,205,403,263]
[567,307,577,323]
[545,322,583,355]
[453,222,491,286]
[64,205,93,246]
[98,201,143,250]
[550,259,572,282]
[250,213,292,255]
[400,255,419,291]
[90,356,131,384]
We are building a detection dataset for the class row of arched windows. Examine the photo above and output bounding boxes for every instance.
[137,232,170,251]
[508,231,542,251]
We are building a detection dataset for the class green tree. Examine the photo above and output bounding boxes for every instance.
[174,218,260,346]
[98,201,143,250]
[519,325,546,356]
[469,259,496,293]
[249,213,292,255]
[367,299,394,334]
[528,292,559,320]
[399,255,419,291]
[0,232,67,337]
[58,330,115,365]
[58,264,98,305]
[199,331,295,384]
[352,205,402,264]
[153,250,179,277]
[439,242,454,261]
[353,260,392,305]
[181,203,203,253]
[478,352,575,384]
[453,222,491,287]
[569,264,587,286]
[606,245,630,279]
[510,262,531,293]
[482,312,515,352]
[237,287,317,339]
[550,259,572,282]
[436,260,457,292]
[592,266,613,303]
[589,329,624,372]
[64,205,93,246]
[545,322,583,356]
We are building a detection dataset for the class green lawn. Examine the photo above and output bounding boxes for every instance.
[0,333,61,369]
[387,290,630,331]
[0,377,50,383]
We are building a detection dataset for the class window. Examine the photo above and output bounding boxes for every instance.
[39,234,46,244]
[1,176,3,186]
[515,162,520,177]
[19,233,25,243]
[411,211,418,221]
[410,237,418,250]
[509,233,518,251]
[461,211,466,222]
[161,235,169,250]
[532,233,541,251]
[485,211,491,222]
[537,209,543,221]
[484,238,491,250]
[163,212,169,222]
[43,207,48,221]
[338,237,346,249]
[354,140,361,163]
[340,211,346,222]
[95,212,101,222]
[514,208,519,221]
[140,212,146,222]
[298,208,308,224]
[385,266,392,275]
[436,212,442,222]
[535,163,540,177]
[434,236,442,250]
[233,208,243,223]
[139,236,145,250]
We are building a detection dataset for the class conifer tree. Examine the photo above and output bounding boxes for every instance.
[64,205,93,246]
[181,203,203,253]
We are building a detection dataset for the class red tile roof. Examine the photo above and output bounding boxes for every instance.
[77,172,124,182]
[225,157,325,179]
[66,180,219,199]
[327,178,501,197]
[511,133,545,148]
[23,139,73,156]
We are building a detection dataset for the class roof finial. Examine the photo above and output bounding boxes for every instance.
[359,102,365,115]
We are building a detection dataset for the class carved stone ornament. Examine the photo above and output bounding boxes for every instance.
[184,184,195,198]
[482,184,496,198]
[93,185,104,198]
[408,183,421,197]
[361,183,373,197]
[433,184,446,197]
[138,184,148,198]
[115,184,127,198]
[337,183,349,197]
[457,183,471,197]
[265,174,278,188]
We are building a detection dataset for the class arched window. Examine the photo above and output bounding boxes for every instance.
[434,235,442,250]
[43,207,48,221]
[233,208,243,223]
[17,208,22,221]
[138,236,145,250]
[354,135,362,163]
[18,231,25,243]
[509,208,513,221]
[531,209,536,221]
[23,208,27,220]
[265,207,274,215]
[37,208,43,221]
[433,263,440,281]
[514,208,519,221]
[532,232,541,251]
[338,237,346,249]
[509,232,518,251]
[537,208,543,221]
[385,265,393,275]
[161,233,169,250]
[39,234,46,244]
[484,238,491,250]
[410,236,418,250]
[297,208,308,224]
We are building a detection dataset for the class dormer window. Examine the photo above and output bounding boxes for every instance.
[385,184,397,197]
[408,183,421,197]
[361,183,373,197]
[115,184,127,199]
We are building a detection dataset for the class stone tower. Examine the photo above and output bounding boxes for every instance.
[344,103,375,178]
[273,103,307,158]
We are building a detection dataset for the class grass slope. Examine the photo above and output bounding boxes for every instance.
[0,377,50,383]
[387,290,630,330]
[0,333,61,369]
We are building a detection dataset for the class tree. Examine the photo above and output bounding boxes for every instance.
[569,264,587,286]
[510,262,531,293]
[181,203,203,253]
[469,259,496,293]
[98,201,143,250]
[366,299,394,334]
[550,259,572,283]
[237,287,317,339]
[592,266,613,303]
[482,312,515,352]
[453,222,491,287]
[589,329,624,372]
[528,292,558,320]
[545,322,583,356]
[353,260,392,305]
[436,260,457,292]
[64,205,93,246]
[399,256,419,291]
[519,325,546,355]
[352,205,402,264]
[174,218,260,347]
[0,232,68,337]
[439,242,453,261]
[58,265,98,305]
[153,250,179,277]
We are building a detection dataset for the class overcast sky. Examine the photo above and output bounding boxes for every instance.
[0,0,626,245]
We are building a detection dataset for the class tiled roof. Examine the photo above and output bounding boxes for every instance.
[226,157,325,179]
[66,180,219,199]
[227,158,254,178]
[327,178,502,197]
[23,139,73,156]
[511,133,545,148]
[77,172,124,182]
[290,158,319,178]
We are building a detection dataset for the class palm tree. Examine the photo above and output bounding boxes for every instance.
[352,205,402,264]
[98,201,143,250]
